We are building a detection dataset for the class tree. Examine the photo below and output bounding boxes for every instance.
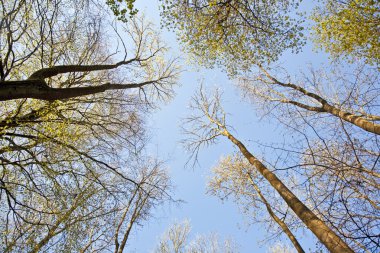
[0,0,177,182]
[237,63,380,252]
[112,160,173,253]
[1,158,173,253]
[181,65,380,252]
[312,0,380,65]
[0,0,178,101]
[209,154,305,253]
[0,1,179,251]
[183,87,355,253]
[154,220,238,253]
[160,0,305,73]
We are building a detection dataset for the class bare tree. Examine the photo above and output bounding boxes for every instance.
[209,154,305,253]
[237,62,380,252]
[113,160,173,253]
[156,220,192,253]
[155,220,238,253]
[267,242,298,253]
[252,116,380,252]
[182,87,354,253]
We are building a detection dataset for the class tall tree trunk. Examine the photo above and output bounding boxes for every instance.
[222,129,354,253]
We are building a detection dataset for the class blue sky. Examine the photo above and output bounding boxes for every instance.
[126,1,330,252]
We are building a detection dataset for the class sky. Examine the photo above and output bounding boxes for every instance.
[125,1,329,252]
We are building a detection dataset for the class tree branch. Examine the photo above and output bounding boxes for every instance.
[0,79,162,101]
[27,59,137,80]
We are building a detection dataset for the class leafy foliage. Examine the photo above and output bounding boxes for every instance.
[106,0,138,22]
[0,1,177,251]
[160,0,305,74]
[312,0,380,65]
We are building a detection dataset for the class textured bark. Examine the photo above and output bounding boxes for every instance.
[223,130,354,253]
[0,80,153,101]
[322,103,380,135]
[0,59,160,101]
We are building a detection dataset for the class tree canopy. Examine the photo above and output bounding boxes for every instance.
[0,1,178,251]
[312,0,380,65]
[160,0,305,73]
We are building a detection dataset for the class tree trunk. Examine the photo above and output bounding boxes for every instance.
[223,130,354,253]
[322,103,380,135]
